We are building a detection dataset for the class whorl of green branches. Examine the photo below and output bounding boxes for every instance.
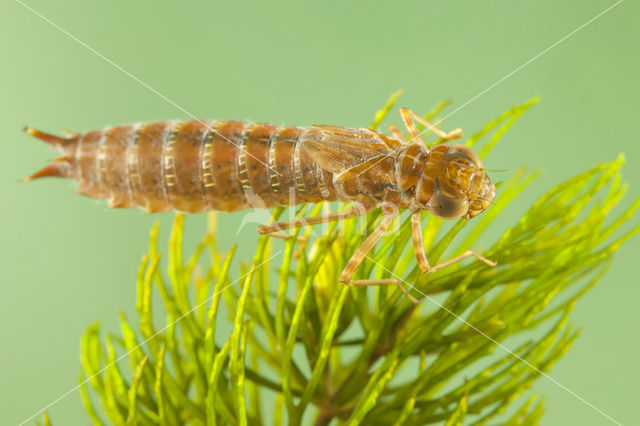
[71,94,639,425]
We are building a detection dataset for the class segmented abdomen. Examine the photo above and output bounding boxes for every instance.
[56,120,338,212]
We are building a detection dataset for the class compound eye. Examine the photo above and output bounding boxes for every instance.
[427,185,469,219]
[447,144,482,166]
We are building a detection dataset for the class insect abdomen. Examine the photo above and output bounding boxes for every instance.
[26,120,338,212]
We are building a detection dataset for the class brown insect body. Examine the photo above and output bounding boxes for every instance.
[25,120,494,219]
[26,110,497,303]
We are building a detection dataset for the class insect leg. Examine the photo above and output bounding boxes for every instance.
[265,231,309,259]
[262,231,308,243]
[347,278,418,303]
[412,210,495,276]
[428,249,497,273]
[257,206,367,235]
[405,109,463,142]
[399,108,423,143]
[388,124,406,141]
[339,211,417,302]
[349,247,496,302]
[339,212,396,283]
[411,211,431,272]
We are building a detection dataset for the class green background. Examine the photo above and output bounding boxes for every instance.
[1,1,638,424]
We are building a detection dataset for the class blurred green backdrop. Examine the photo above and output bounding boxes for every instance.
[1,1,638,424]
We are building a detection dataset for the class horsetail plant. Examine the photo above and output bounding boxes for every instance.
[69,94,639,425]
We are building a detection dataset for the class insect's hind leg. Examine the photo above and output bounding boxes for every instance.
[426,249,496,273]
[262,232,307,243]
[347,278,418,303]
[257,206,368,235]
[399,108,463,143]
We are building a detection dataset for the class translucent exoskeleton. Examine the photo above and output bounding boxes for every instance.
[25,108,497,303]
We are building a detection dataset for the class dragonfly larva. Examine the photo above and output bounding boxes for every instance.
[25,108,496,302]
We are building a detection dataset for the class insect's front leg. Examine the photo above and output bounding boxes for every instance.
[399,108,463,143]
[411,211,497,273]
[338,210,418,303]
[399,108,423,144]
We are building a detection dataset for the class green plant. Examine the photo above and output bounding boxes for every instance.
[75,95,639,425]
